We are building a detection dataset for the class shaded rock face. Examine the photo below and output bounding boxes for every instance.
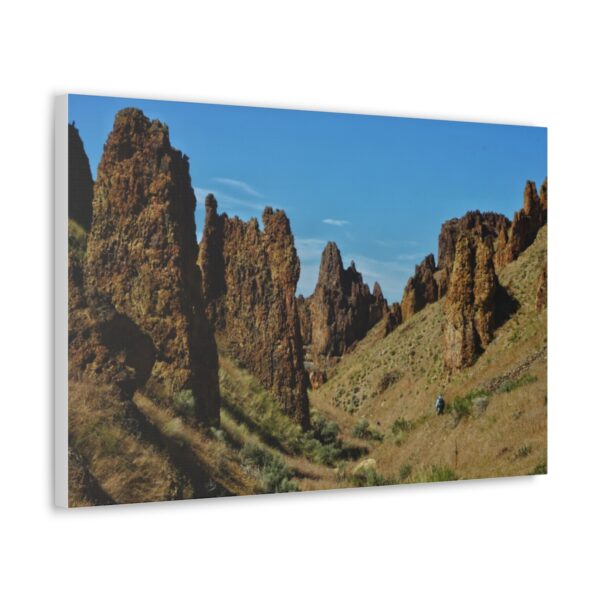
[536,264,547,311]
[496,179,548,268]
[438,211,510,296]
[383,302,402,336]
[310,242,383,358]
[68,123,94,230]
[443,234,501,370]
[83,108,220,424]
[199,196,309,428]
[400,254,438,320]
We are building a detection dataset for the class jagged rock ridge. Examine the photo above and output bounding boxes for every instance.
[199,195,310,428]
[82,108,220,424]
[496,179,548,268]
[401,253,439,320]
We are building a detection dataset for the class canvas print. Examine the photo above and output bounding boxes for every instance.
[60,94,547,507]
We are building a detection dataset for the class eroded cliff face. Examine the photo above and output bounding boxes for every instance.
[496,179,547,268]
[309,242,385,357]
[82,108,220,424]
[199,196,309,428]
[443,234,501,370]
[400,254,439,320]
[438,211,510,296]
[68,123,94,231]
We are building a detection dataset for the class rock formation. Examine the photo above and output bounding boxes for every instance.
[438,211,510,296]
[199,195,309,428]
[309,242,383,357]
[400,254,439,320]
[68,123,94,230]
[496,179,548,268]
[383,302,402,336]
[443,234,501,370]
[83,108,220,424]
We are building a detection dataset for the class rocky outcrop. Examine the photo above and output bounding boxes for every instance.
[496,179,548,268]
[443,234,501,370]
[369,282,387,327]
[536,264,547,311]
[68,123,94,231]
[309,242,383,358]
[383,302,402,336]
[400,254,438,320]
[83,108,220,424]
[438,211,510,296]
[199,196,309,428]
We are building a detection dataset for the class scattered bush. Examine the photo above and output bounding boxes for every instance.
[498,374,538,394]
[515,444,532,459]
[398,464,412,482]
[530,462,547,475]
[351,466,389,487]
[413,465,458,483]
[240,443,298,493]
[450,396,473,420]
[352,419,384,441]
[312,413,341,446]
[173,389,195,418]
[391,417,414,435]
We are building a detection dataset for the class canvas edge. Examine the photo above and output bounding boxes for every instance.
[55,95,69,508]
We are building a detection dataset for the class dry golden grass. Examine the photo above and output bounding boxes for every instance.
[68,381,183,506]
[310,226,547,483]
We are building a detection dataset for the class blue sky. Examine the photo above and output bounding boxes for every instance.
[68,94,547,302]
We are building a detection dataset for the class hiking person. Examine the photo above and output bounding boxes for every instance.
[435,393,445,416]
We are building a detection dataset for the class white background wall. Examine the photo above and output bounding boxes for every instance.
[1,1,598,598]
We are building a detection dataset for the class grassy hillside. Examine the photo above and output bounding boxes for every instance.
[69,227,546,504]
[310,225,547,484]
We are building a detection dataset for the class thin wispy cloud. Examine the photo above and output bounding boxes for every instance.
[194,187,266,212]
[214,177,263,198]
[296,238,327,261]
[323,218,350,227]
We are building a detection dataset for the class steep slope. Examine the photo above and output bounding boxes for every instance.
[310,226,547,482]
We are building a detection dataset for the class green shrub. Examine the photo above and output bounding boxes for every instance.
[240,443,298,493]
[312,413,341,446]
[530,462,547,475]
[173,389,195,418]
[377,370,399,394]
[515,444,532,459]
[398,464,412,482]
[352,467,389,487]
[414,465,458,483]
[498,374,538,394]
[352,419,384,441]
[391,417,413,435]
[450,396,473,420]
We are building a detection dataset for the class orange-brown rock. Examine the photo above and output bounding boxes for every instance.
[68,123,94,231]
[400,254,438,320]
[496,179,547,269]
[438,211,510,296]
[536,264,547,311]
[83,108,220,424]
[443,234,501,370]
[199,196,309,428]
[309,242,384,358]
